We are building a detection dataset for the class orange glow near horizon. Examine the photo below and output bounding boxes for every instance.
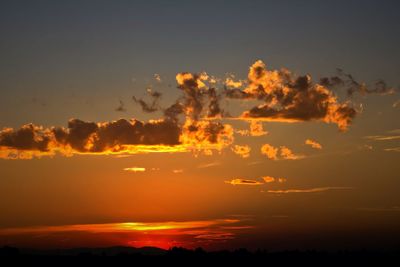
[0,219,249,249]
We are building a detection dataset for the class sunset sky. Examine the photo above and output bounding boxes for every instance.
[0,0,399,251]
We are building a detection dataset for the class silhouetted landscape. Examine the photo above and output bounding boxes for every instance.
[1,246,399,265]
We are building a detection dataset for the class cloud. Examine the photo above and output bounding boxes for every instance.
[249,121,268,136]
[365,135,400,141]
[260,144,303,160]
[224,75,244,88]
[197,162,221,169]
[132,88,161,113]
[124,167,146,172]
[260,144,278,160]
[172,169,184,173]
[226,60,357,131]
[280,146,304,160]
[384,147,400,152]
[115,100,127,112]
[305,139,322,149]
[231,145,251,158]
[262,176,287,183]
[237,121,268,137]
[154,73,162,82]
[225,178,263,186]
[3,59,387,160]
[262,176,275,183]
[321,69,397,97]
[0,116,233,159]
[267,187,352,194]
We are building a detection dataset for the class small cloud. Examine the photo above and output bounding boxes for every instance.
[172,169,184,173]
[305,139,322,149]
[115,100,127,112]
[360,144,373,150]
[154,73,162,82]
[261,144,304,160]
[393,99,400,108]
[224,74,244,88]
[262,176,287,183]
[365,135,400,141]
[262,176,275,183]
[267,187,352,194]
[123,167,146,172]
[231,145,251,158]
[197,162,221,169]
[236,121,268,137]
[384,147,400,152]
[249,121,268,136]
[260,144,278,160]
[280,146,305,160]
[225,178,263,186]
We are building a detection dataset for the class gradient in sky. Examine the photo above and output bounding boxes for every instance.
[0,0,399,251]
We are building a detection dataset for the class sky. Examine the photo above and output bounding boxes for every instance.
[0,0,399,251]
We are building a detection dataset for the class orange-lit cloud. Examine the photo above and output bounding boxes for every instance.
[365,135,400,141]
[249,121,268,136]
[260,144,278,160]
[172,169,184,173]
[237,121,268,137]
[0,116,234,159]
[226,60,357,131]
[305,139,322,149]
[277,178,287,183]
[267,187,352,194]
[262,176,287,183]
[2,60,385,160]
[225,76,243,88]
[197,162,221,169]
[124,167,146,172]
[384,147,400,152]
[262,176,275,183]
[225,179,263,186]
[231,145,251,158]
[280,146,304,160]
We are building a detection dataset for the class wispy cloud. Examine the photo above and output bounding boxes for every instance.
[226,175,287,186]
[225,179,263,186]
[123,167,146,172]
[384,147,400,152]
[365,135,400,141]
[197,162,221,169]
[172,169,184,173]
[267,187,352,194]
[305,139,322,149]
[280,146,305,160]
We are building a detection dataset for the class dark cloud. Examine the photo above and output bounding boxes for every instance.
[132,89,161,113]
[115,100,127,112]
[321,69,396,96]
[0,124,52,152]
